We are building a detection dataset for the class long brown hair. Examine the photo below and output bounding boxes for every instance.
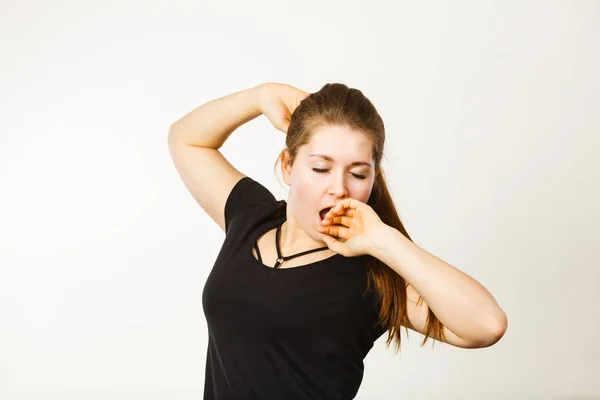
[273,83,445,353]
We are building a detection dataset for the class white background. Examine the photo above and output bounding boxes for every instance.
[1,0,599,399]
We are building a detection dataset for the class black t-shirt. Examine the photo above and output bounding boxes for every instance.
[202,176,386,399]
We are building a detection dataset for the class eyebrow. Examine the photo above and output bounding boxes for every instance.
[309,154,372,168]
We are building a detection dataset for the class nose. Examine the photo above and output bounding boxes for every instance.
[328,174,349,198]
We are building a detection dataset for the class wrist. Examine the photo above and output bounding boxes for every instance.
[252,83,269,115]
[367,223,394,258]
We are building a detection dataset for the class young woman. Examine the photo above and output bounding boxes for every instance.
[168,82,507,399]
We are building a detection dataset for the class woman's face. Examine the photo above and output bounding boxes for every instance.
[281,125,376,241]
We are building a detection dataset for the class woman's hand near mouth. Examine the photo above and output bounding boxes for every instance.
[317,198,387,257]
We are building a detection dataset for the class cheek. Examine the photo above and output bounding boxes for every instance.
[349,183,372,203]
[358,187,373,203]
[289,181,317,209]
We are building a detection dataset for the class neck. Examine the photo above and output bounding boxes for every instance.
[279,220,328,254]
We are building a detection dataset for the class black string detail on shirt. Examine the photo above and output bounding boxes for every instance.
[253,222,330,268]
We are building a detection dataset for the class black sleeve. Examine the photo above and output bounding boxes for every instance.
[224,176,277,234]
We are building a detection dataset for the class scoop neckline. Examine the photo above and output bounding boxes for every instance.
[246,213,343,272]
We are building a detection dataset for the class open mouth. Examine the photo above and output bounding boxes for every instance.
[319,207,332,221]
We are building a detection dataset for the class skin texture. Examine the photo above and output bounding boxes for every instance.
[278,124,377,255]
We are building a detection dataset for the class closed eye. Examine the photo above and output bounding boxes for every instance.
[313,168,366,180]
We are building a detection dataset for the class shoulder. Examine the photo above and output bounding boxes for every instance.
[224,176,282,234]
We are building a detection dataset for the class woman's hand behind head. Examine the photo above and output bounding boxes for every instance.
[257,82,310,134]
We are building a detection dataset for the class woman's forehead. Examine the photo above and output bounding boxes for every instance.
[302,129,374,165]
[310,125,369,141]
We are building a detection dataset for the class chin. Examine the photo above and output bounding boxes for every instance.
[312,229,324,241]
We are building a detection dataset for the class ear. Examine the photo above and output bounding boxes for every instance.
[280,149,293,186]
